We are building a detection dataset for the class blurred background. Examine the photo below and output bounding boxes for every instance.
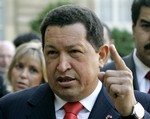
[0,0,134,56]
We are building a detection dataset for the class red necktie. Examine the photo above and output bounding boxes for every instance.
[63,102,83,119]
[145,71,150,94]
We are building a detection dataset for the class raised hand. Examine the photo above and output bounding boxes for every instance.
[99,44,137,116]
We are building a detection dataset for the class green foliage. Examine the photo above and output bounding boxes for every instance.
[111,28,135,57]
[30,0,72,33]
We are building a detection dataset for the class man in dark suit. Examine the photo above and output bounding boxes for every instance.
[0,4,150,119]
[102,0,150,94]
[0,75,9,98]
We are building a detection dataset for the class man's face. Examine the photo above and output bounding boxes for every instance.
[133,6,150,67]
[44,23,106,101]
[0,45,14,74]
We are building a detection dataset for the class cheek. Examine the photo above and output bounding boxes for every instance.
[135,36,145,48]
[30,74,43,86]
[85,60,99,80]
[76,61,98,82]
[11,68,20,82]
[135,28,148,40]
[46,61,57,77]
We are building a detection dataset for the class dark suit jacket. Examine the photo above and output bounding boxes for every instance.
[0,83,150,119]
[101,51,139,90]
[0,75,9,98]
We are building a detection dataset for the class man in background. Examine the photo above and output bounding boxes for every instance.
[0,41,15,92]
[102,0,150,93]
[13,32,41,48]
[0,75,9,98]
[0,41,15,76]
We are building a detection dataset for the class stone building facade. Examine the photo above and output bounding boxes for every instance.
[1,0,133,41]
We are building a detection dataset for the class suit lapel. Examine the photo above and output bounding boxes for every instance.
[26,83,56,119]
[24,84,122,119]
[123,51,139,90]
[88,85,121,119]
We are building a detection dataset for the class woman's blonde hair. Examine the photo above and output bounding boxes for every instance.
[7,41,47,83]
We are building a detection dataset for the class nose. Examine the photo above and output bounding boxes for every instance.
[56,53,71,72]
[20,68,29,78]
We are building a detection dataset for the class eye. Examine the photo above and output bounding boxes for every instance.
[29,66,38,74]
[70,49,83,57]
[15,63,24,70]
[141,23,150,31]
[71,49,81,53]
[142,24,150,27]
[46,50,59,58]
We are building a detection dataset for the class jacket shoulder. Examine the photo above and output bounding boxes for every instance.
[0,83,49,107]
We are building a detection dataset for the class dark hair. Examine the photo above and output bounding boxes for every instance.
[13,32,41,47]
[40,5,104,52]
[131,0,150,25]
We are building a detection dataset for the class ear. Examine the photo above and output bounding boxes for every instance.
[132,24,136,40]
[98,45,109,68]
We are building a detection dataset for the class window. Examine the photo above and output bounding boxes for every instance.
[97,0,133,31]
[99,0,113,22]
[119,0,133,21]
[99,0,133,22]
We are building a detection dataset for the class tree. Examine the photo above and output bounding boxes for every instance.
[30,0,72,33]
[30,1,134,57]
[111,28,135,57]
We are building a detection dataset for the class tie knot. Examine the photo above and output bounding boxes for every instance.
[64,102,83,115]
[145,71,150,80]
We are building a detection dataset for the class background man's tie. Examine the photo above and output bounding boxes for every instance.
[145,71,150,94]
[64,102,83,119]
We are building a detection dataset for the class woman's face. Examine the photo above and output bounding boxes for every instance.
[11,54,43,91]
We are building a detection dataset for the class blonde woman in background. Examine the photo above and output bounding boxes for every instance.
[7,41,47,92]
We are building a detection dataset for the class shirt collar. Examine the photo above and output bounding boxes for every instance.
[133,49,150,78]
[54,81,102,112]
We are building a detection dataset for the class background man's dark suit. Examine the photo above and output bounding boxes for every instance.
[0,83,150,119]
[102,51,139,90]
[0,75,9,98]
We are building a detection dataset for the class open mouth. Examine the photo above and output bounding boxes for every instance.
[16,82,28,89]
[57,76,76,87]
[57,76,75,82]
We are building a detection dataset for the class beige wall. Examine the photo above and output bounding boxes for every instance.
[5,0,77,41]
[4,0,16,41]
[4,0,91,41]
[5,0,53,41]
[3,0,132,41]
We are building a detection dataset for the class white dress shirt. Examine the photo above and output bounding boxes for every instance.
[55,81,102,119]
[133,49,150,93]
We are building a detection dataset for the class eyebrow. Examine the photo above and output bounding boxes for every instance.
[45,45,56,49]
[140,19,150,24]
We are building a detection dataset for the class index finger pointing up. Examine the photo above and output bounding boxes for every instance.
[110,44,128,70]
